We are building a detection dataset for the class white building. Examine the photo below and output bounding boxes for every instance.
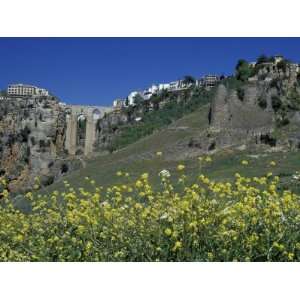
[36,87,49,96]
[128,91,142,106]
[196,75,220,88]
[168,81,180,91]
[143,90,152,100]
[113,98,126,108]
[158,83,170,91]
[142,84,159,100]
[148,84,159,94]
[274,55,284,64]
[7,84,49,97]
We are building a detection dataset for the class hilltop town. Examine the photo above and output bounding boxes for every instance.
[0,74,221,108]
[112,74,221,110]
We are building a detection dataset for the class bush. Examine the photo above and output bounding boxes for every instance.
[287,87,300,110]
[258,96,267,109]
[269,78,280,90]
[277,60,289,72]
[0,166,300,262]
[276,117,290,127]
[257,54,274,64]
[20,126,31,143]
[235,59,252,82]
[271,95,282,112]
[237,87,245,101]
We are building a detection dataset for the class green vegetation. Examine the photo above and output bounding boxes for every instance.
[182,75,196,85]
[277,59,289,72]
[287,87,300,110]
[0,90,7,97]
[256,54,274,64]
[108,87,215,152]
[2,153,300,261]
[258,95,267,109]
[271,95,282,112]
[235,59,252,82]
[237,87,245,101]
[43,99,300,197]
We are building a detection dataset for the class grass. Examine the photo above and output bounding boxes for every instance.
[40,103,300,197]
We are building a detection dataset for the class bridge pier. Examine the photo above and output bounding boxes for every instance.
[84,115,97,156]
[64,105,111,157]
[65,114,77,155]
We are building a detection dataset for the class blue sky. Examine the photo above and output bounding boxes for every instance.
[1,38,300,106]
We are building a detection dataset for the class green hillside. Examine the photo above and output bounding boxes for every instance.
[42,103,300,196]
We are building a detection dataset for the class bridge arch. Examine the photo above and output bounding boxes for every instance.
[65,105,112,156]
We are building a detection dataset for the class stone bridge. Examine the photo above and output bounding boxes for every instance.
[65,105,112,156]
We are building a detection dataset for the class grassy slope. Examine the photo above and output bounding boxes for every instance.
[43,103,300,194]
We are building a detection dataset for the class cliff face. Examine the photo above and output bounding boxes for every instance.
[95,111,129,152]
[205,62,300,152]
[0,96,81,193]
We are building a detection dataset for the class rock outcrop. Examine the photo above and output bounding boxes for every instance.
[0,96,81,193]
[189,60,300,154]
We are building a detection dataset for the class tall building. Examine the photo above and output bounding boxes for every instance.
[7,84,49,96]
[200,75,219,88]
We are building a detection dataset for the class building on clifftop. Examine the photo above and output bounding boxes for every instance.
[7,83,49,97]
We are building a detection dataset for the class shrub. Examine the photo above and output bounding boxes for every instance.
[277,60,289,72]
[258,96,267,109]
[257,54,274,64]
[0,167,299,262]
[235,59,252,82]
[237,87,245,101]
[20,126,31,143]
[287,87,300,110]
[276,117,290,127]
[269,78,280,90]
[271,95,282,112]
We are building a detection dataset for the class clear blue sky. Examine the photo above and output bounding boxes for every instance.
[1,38,300,106]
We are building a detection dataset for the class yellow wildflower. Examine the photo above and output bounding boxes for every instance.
[164,228,172,236]
[177,164,185,171]
[172,241,182,251]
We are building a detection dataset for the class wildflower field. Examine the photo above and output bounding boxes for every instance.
[0,157,300,262]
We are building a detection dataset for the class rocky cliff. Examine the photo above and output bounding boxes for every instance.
[0,96,81,193]
[189,59,300,154]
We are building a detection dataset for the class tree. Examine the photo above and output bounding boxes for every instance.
[125,105,135,121]
[142,99,151,113]
[0,90,7,96]
[271,95,282,112]
[235,59,252,82]
[160,89,169,99]
[150,94,161,111]
[257,54,269,64]
[125,97,129,107]
[182,75,196,86]
[277,59,289,72]
[133,94,144,109]
[256,54,275,64]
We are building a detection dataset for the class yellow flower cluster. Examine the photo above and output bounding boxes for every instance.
[0,167,299,262]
